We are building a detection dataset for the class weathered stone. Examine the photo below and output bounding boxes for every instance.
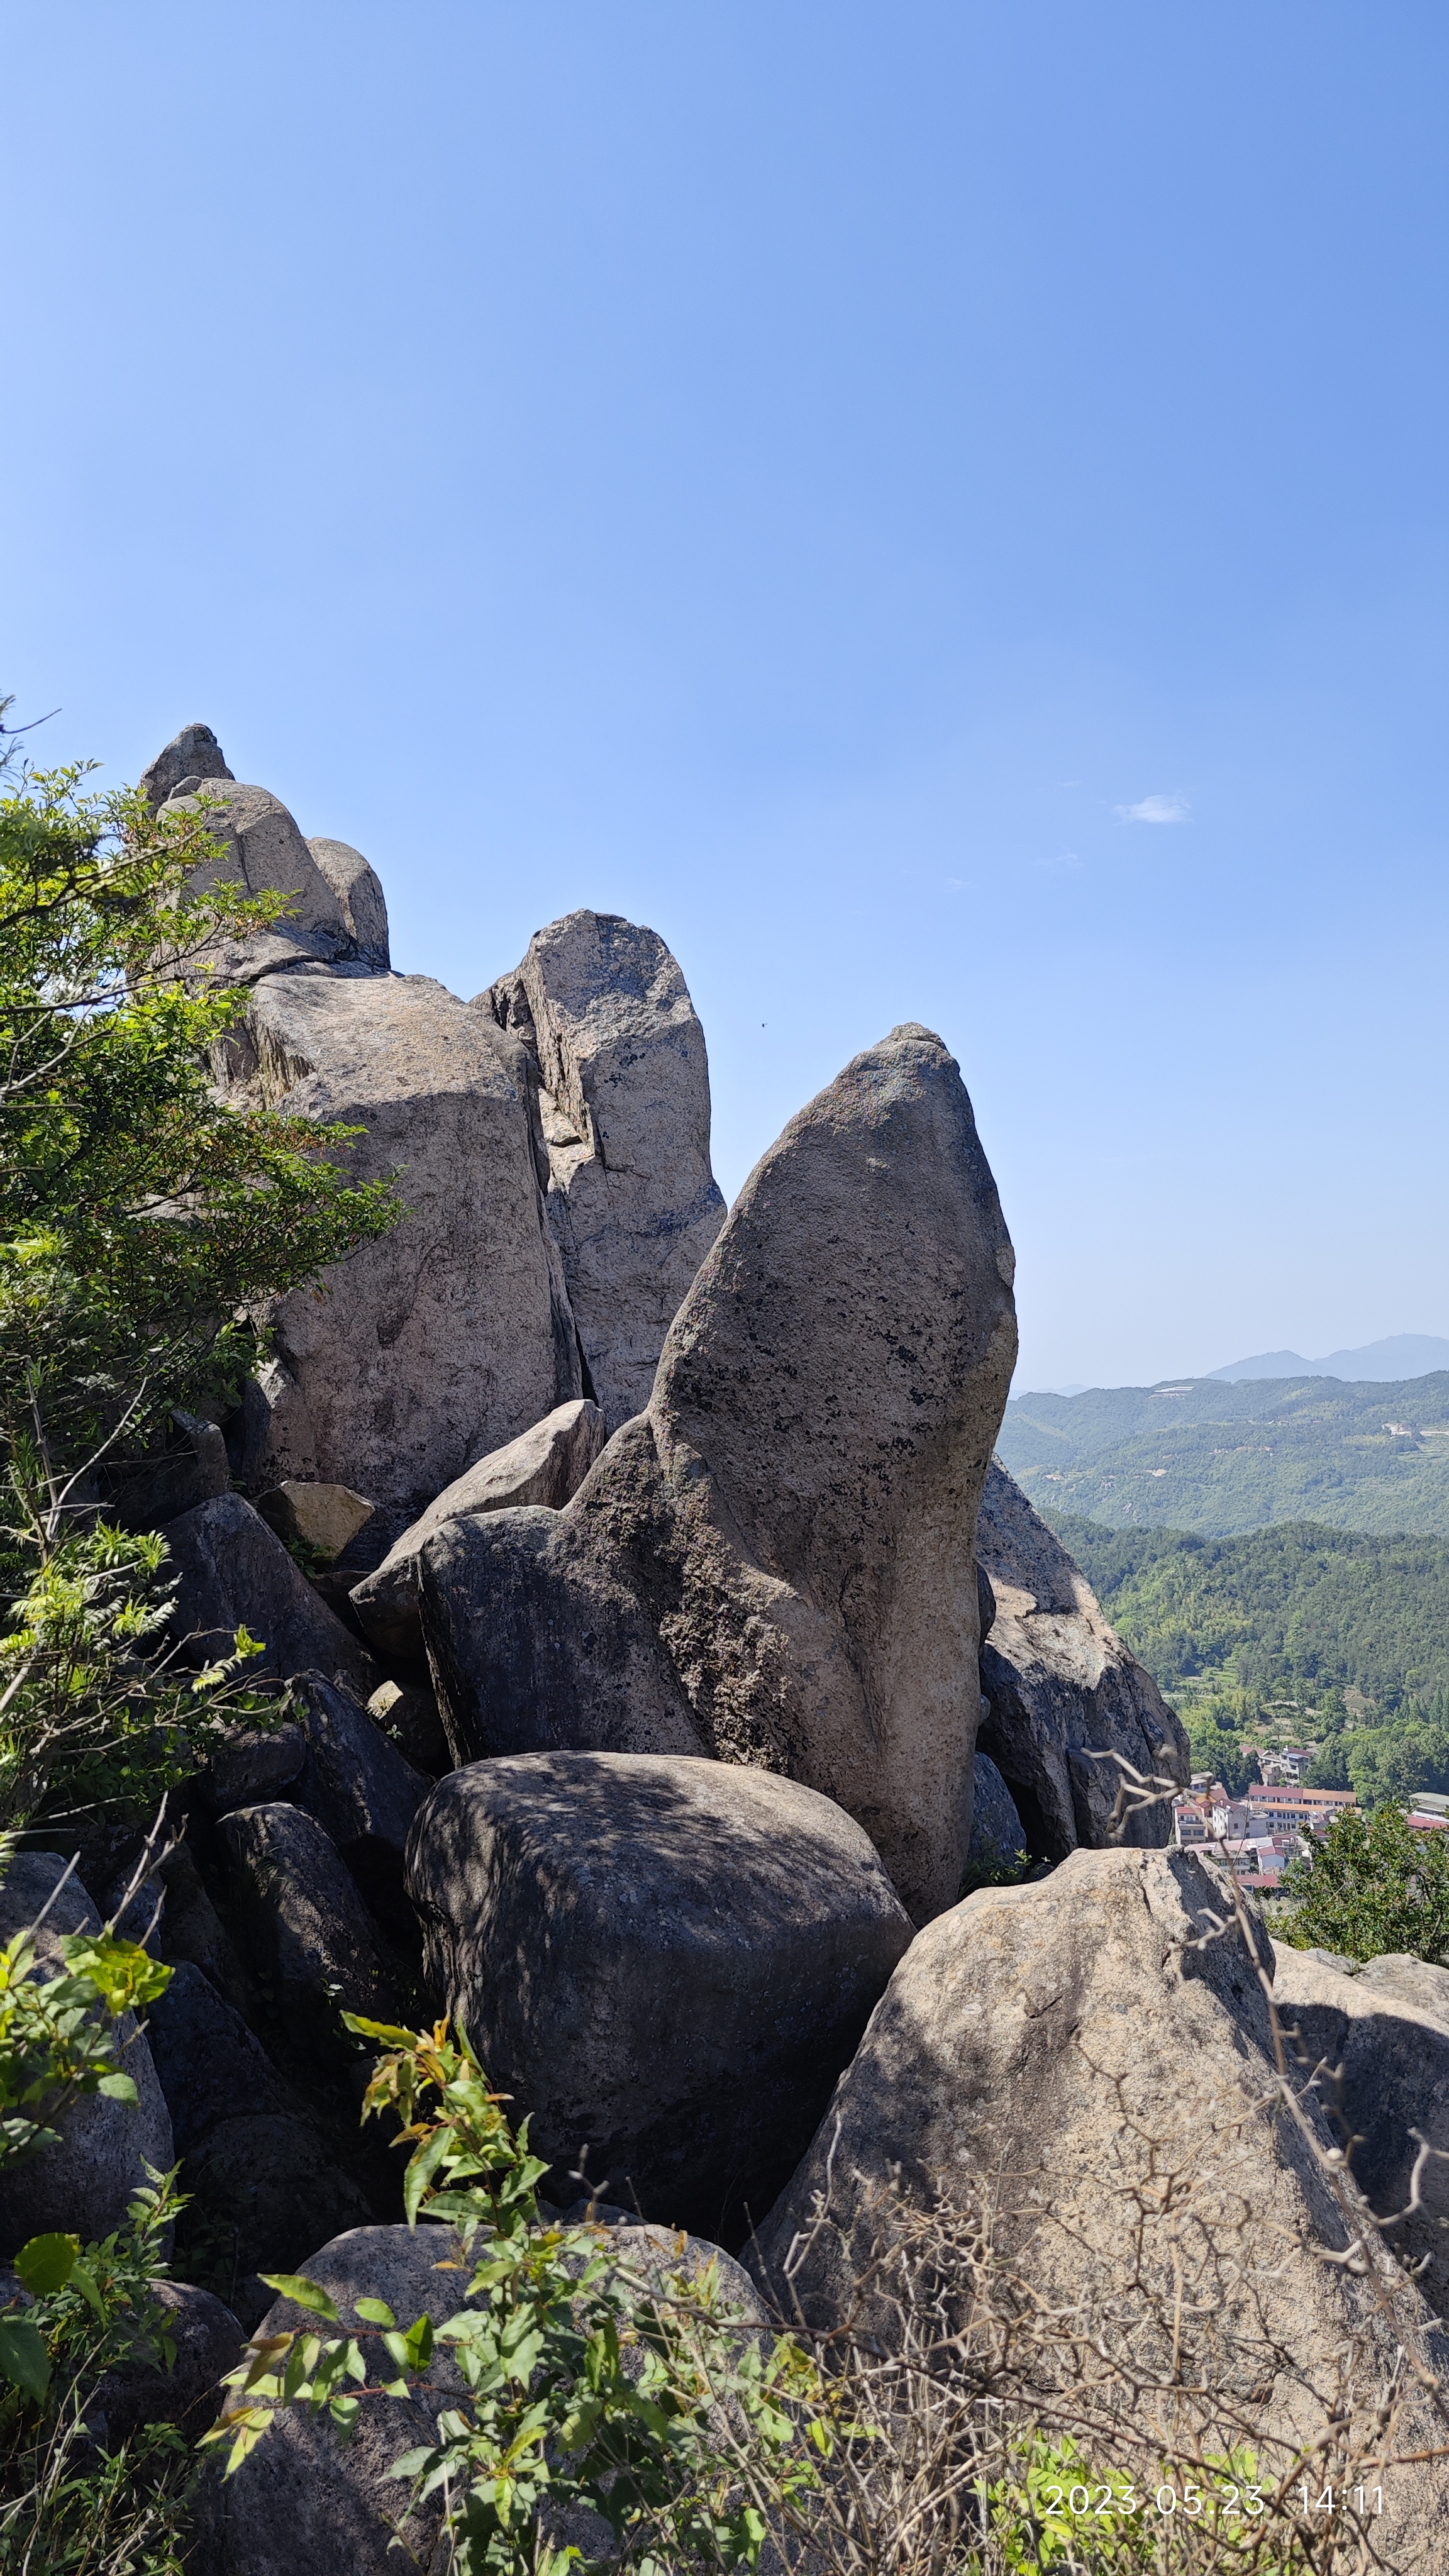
[197,1717,308,1814]
[169,779,362,975]
[367,1679,450,1775]
[213,972,582,1517]
[418,1026,1017,1919]
[967,1750,1027,1875]
[162,1492,379,1699]
[406,1750,914,2238]
[288,1672,430,1928]
[146,1963,372,2328]
[228,1359,319,1489]
[747,1848,1448,2558]
[209,2221,470,2573]
[975,1461,1188,1858]
[350,1397,606,1660]
[1354,1950,1449,2026]
[0,1855,174,2256]
[91,2280,244,2445]
[1270,1945,1449,2318]
[486,910,726,1429]
[153,1841,252,2013]
[256,1479,376,1562]
[108,1408,230,1531]
[214,1804,406,2070]
[140,721,233,811]
[211,2215,765,2574]
[306,837,390,969]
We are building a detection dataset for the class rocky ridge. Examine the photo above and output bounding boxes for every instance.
[17,724,1445,2573]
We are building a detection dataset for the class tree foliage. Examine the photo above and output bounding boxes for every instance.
[1280,1802,1449,1964]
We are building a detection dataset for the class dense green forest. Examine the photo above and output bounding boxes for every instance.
[1001,1372,1449,1535]
[1046,1510,1449,1804]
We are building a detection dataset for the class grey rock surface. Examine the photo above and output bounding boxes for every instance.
[213,2215,765,2574]
[214,972,582,1516]
[215,1803,406,2071]
[288,1672,431,1927]
[367,1677,450,1775]
[163,1491,378,1699]
[0,1855,174,2256]
[92,2279,244,2445]
[197,1717,308,1814]
[746,1848,1448,2560]
[486,910,726,1430]
[140,721,234,810]
[406,1750,914,2238]
[229,1359,319,1489]
[210,2224,471,2573]
[419,1026,1018,1919]
[306,836,390,969]
[1271,1945,1449,2316]
[1354,1950,1449,2026]
[350,1397,606,1660]
[967,1751,1027,1872]
[975,1461,1189,1858]
[256,1480,375,1562]
[168,779,362,975]
[147,1961,301,2152]
[108,1409,231,1531]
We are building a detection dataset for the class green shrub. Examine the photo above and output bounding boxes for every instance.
[1279,1802,1449,1963]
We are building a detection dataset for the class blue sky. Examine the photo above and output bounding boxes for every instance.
[6,3,1447,1391]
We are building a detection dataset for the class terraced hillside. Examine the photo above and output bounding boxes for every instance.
[997,1372,1449,1535]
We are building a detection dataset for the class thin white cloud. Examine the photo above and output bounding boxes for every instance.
[1036,849,1082,869]
[1114,792,1189,824]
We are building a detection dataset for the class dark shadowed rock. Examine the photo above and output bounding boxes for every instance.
[197,1717,308,1814]
[486,911,726,1431]
[92,2280,244,2445]
[1270,1945,1449,2319]
[213,973,582,1515]
[287,1672,430,1928]
[108,1408,231,1531]
[367,1677,450,1775]
[140,721,234,810]
[350,1397,606,1661]
[215,1804,406,2071]
[975,1462,1188,1858]
[405,1750,914,2239]
[0,1855,174,2255]
[967,1752,1027,1875]
[147,1961,301,2153]
[162,1492,378,1699]
[418,1026,1017,1919]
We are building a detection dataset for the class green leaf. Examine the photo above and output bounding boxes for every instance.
[257,2273,341,2322]
[69,2260,105,2317]
[14,2231,79,2295]
[402,2126,451,2226]
[96,2072,139,2102]
[354,2297,397,2328]
[0,2316,50,2406]
[403,2312,434,2369]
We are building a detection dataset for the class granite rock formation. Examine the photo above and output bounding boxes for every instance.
[417,1024,1017,1919]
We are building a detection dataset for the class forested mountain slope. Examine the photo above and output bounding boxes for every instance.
[999,1372,1449,1535]
[1047,1513,1449,1711]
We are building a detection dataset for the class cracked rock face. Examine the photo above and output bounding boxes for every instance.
[486,910,726,1430]
[975,1461,1188,1857]
[418,1024,1018,1920]
[214,974,582,1517]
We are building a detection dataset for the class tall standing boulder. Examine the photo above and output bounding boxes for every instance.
[213,972,583,1517]
[418,1025,1018,1918]
[975,1461,1188,1857]
[486,911,726,1429]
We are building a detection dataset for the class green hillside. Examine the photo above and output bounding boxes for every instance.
[999,1372,1449,1535]
[1043,1511,1449,1805]
[1046,1514,1449,1707]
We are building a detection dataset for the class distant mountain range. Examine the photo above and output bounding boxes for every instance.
[1206,1333,1449,1384]
[997,1370,1449,1538]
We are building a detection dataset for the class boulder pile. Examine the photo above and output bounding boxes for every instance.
[32,725,1449,2573]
